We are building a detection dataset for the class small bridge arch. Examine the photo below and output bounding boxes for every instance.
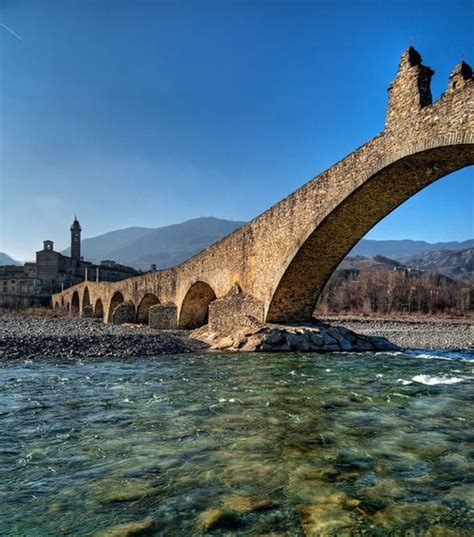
[94,298,104,320]
[82,286,91,311]
[71,291,80,315]
[137,293,160,324]
[179,281,216,329]
[107,291,125,323]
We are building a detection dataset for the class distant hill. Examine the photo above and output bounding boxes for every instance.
[350,238,474,259]
[339,254,404,272]
[405,247,474,280]
[336,248,474,281]
[62,217,245,270]
[61,216,472,272]
[0,252,21,266]
[338,248,473,281]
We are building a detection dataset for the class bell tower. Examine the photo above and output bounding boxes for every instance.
[70,216,81,260]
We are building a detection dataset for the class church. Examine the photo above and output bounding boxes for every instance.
[0,217,140,308]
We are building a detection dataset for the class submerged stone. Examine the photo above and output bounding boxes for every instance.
[299,502,353,536]
[94,519,159,537]
[372,501,451,529]
[197,508,240,532]
[221,494,275,513]
[423,525,470,536]
[363,478,407,501]
[90,479,158,504]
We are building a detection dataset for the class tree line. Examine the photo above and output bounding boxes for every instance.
[315,269,473,316]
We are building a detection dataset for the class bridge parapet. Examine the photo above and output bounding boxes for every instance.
[386,47,472,142]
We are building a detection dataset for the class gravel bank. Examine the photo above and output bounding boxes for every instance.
[1,313,471,361]
[319,316,473,350]
[0,314,206,360]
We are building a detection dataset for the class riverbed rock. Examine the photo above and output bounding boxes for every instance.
[216,335,234,350]
[299,502,353,536]
[193,321,399,354]
[310,333,325,347]
[221,494,275,513]
[94,519,159,537]
[241,335,261,352]
[423,526,470,536]
[197,508,240,532]
[90,479,158,504]
[372,501,450,529]
[264,329,284,345]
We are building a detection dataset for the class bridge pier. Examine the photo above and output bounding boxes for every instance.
[149,303,178,329]
[111,302,136,325]
[208,291,264,334]
[82,305,94,318]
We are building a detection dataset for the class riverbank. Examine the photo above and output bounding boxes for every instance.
[0,313,471,360]
[319,315,473,350]
[0,314,206,360]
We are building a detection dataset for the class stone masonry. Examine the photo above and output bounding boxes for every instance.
[52,48,474,329]
[149,303,178,329]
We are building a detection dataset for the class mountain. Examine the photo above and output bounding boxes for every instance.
[61,215,472,272]
[62,217,245,270]
[338,255,404,272]
[62,226,154,264]
[350,239,474,259]
[0,252,21,266]
[405,247,474,280]
[336,248,473,282]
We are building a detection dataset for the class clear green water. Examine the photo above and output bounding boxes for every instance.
[1,351,473,536]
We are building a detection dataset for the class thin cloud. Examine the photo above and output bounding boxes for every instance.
[0,23,22,41]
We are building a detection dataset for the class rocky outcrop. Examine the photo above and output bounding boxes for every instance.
[192,321,399,353]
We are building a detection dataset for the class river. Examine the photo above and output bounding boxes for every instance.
[1,350,472,535]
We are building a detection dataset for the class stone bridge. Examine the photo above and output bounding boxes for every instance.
[53,48,473,331]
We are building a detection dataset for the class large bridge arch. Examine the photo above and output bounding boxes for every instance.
[266,141,474,323]
[179,281,216,329]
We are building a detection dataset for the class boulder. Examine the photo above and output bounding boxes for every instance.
[310,333,325,347]
[192,321,399,354]
[369,336,399,351]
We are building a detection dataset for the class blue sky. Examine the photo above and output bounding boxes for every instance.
[0,0,472,261]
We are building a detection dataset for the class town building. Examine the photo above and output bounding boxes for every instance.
[0,217,140,309]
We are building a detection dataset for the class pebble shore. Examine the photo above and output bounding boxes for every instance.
[319,316,473,350]
[0,314,206,360]
[0,313,471,361]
